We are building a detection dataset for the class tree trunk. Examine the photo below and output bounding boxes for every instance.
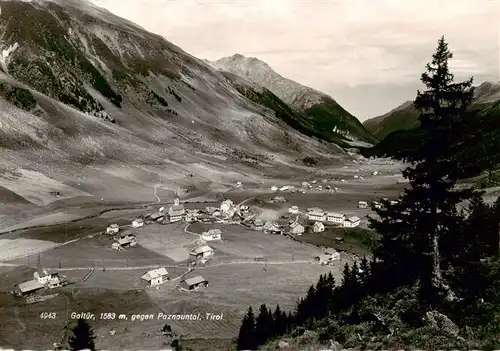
[430,232,442,286]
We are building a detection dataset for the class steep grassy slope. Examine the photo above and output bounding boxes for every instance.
[363,101,419,140]
[364,82,500,141]
[221,71,353,148]
[304,97,378,144]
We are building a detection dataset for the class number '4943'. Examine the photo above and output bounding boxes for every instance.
[40,312,56,319]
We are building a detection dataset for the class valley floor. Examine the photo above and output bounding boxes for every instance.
[0,156,408,350]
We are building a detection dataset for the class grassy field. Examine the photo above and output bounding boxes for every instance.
[296,226,379,255]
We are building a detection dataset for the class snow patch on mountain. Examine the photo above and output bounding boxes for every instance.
[0,42,19,74]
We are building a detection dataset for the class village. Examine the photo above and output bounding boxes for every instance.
[11,170,397,297]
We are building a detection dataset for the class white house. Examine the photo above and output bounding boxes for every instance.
[289,221,305,235]
[236,181,242,188]
[220,199,234,213]
[343,216,361,228]
[106,224,119,234]
[190,245,214,259]
[271,185,278,192]
[201,229,222,241]
[327,212,345,224]
[141,267,169,287]
[279,185,290,191]
[34,269,63,288]
[288,206,299,214]
[308,210,326,222]
[313,222,325,233]
[390,200,399,205]
[132,218,144,228]
[167,198,185,222]
[358,201,368,209]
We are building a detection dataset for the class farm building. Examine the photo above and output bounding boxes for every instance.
[308,210,326,222]
[13,280,44,296]
[132,218,144,228]
[113,234,137,249]
[190,245,214,259]
[343,216,361,228]
[150,212,164,222]
[289,221,305,235]
[106,224,119,234]
[358,201,368,209]
[34,269,65,288]
[236,181,242,187]
[167,198,185,222]
[279,185,290,191]
[315,254,334,265]
[253,219,264,231]
[390,200,399,205]
[141,267,169,287]
[271,185,278,192]
[264,222,282,234]
[301,181,310,188]
[181,276,209,290]
[271,196,286,203]
[288,205,299,214]
[327,212,345,223]
[313,222,325,233]
[202,229,222,241]
[372,201,382,209]
[325,248,341,260]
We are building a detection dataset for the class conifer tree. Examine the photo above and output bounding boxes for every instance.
[254,304,274,347]
[295,285,316,325]
[237,306,256,350]
[68,319,96,351]
[273,305,287,337]
[369,36,476,304]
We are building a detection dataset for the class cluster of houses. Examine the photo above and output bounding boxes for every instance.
[306,207,361,228]
[270,182,339,193]
[139,267,209,291]
[13,264,68,297]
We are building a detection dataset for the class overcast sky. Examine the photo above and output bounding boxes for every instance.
[90,0,499,120]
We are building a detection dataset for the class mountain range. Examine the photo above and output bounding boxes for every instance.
[363,81,500,140]
[209,54,377,147]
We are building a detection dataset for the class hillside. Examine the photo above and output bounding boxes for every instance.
[210,54,378,146]
[220,71,353,148]
[363,81,500,141]
[363,101,418,140]
[0,0,345,214]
